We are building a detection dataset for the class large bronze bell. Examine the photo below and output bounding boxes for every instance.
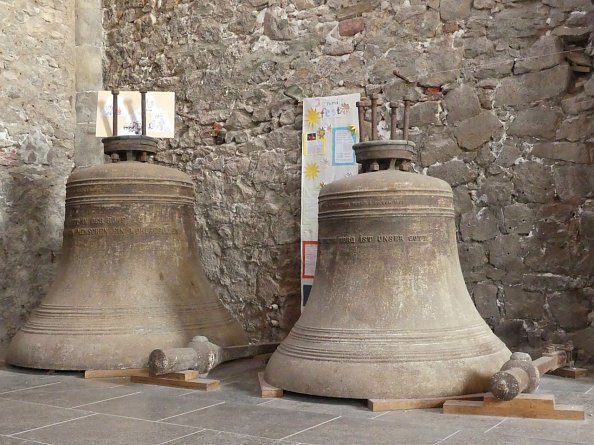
[265,98,510,399]
[7,131,247,370]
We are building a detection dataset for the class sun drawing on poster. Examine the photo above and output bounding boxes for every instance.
[304,162,320,180]
[305,108,321,129]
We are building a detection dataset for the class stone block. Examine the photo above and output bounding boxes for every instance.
[417,39,463,86]
[488,234,524,271]
[420,131,461,167]
[561,94,594,115]
[323,36,355,56]
[504,286,545,320]
[513,35,564,75]
[263,7,297,41]
[453,111,502,151]
[493,64,571,106]
[556,115,594,142]
[494,320,525,348]
[534,204,576,241]
[532,142,590,164]
[19,129,53,165]
[552,26,591,43]
[473,281,499,318]
[475,144,495,167]
[543,0,593,12]
[503,204,535,236]
[478,175,514,207]
[553,165,594,202]
[548,291,590,330]
[75,45,103,91]
[512,161,555,203]
[452,185,474,216]
[410,101,441,126]
[585,76,594,97]
[75,91,98,125]
[463,36,495,59]
[338,18,365,36]
[473,0,494,8]
[440,0,472,21]
[508,106,560,139]
[475,57,514,79]
[460,208,499,242]
[459,242,488,270]
[525,241,573,275]
[427,159,479,187]
[75,1,103,47]
[74,123,104,167]
[336,0,380,21]
[444,84,481,124]
[495,143,521,167]
[579,210,594,239]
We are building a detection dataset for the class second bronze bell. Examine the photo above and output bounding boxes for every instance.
[265,98,510,399]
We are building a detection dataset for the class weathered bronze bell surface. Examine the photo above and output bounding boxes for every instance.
[265,140,510,399]
[7,137,247,370]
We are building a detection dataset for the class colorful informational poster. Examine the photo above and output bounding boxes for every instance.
[95,91,176,138]
[301,93,360,307]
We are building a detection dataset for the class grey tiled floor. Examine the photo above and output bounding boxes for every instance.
[0,358,593,445]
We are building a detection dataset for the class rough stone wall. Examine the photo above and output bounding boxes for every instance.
[102,0,594,358]
[0,1,76,350]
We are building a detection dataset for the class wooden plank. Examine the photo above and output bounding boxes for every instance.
[85,368,147,379]
[550,367,588,379]
[368,393,487,412]
[130,370,219,391]
[483,393,554,409]
[443,397,585,421]
[258,372,283,398]
[160,370,200,381]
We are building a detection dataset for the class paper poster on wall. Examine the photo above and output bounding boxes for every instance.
[95,91,176,138]
[332,127,357,165]
[301,93,360,307]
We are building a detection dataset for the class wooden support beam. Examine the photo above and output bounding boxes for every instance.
[368,393,487,412]
[258,372,283,398]
[160,370,200,381]
[130,370,219,391]
[85,368,147,379]
[443,393,585,421]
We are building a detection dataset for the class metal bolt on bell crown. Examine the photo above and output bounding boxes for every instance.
[7,90,247,370]
[264,98,510,399]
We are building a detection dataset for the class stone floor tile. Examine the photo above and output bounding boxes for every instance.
[164,401,339,440]
[0,399,90,436]
[0,436,43,445]
[93,377,201,396]
[15,413,199,445]
[538,375,594,395]
[287,415,457,445]
[378,407,505,430]
[80,391,229,421]
[0,380,141,408]
[554,392,594,413]
[0,370,61,394]
[439,429,585,445]
[490,416,594,445]
[162,429,299,445]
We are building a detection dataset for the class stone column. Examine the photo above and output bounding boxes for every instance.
[74,0,103,166]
